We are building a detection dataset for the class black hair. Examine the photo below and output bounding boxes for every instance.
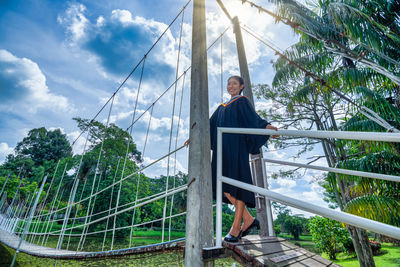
[228,75,245,94]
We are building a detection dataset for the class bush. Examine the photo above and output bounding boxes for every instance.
[369,240,382,255]
[381,235,400,246]
[274,224,281,235]
[308,216,350,260]
[342,236,355,254]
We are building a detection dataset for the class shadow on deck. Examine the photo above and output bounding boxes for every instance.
[204,235,342,266]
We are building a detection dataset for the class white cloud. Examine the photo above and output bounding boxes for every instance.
[67,130,91,155]
[59,3,191,80]
[0,143,13,164]
[48,127,66,134]
[58,4,88,43]
[142,155,187,178]
[276,178,296,188]
[255,100,273,111]
[0,49,74,114]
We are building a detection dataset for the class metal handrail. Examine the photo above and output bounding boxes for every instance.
[214,128,400,248]
[263,158,400,182]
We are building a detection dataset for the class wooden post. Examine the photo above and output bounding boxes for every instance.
[185,0,214,266]
[232,16,274,236]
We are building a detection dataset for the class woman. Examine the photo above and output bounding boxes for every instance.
[209,76,277,242]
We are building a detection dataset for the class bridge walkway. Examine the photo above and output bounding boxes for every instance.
[0,229,185,259]
[204,235,341,267]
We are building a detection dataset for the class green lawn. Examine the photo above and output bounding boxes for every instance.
[0,230,237,266]
[3,230,399,266]
[278,234,400,267]
[323,243,400,267]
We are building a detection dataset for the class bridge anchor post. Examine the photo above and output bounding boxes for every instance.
[232,15,274,237]
[185,0,214,266]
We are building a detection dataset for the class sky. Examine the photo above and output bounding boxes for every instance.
[0,0,331,216]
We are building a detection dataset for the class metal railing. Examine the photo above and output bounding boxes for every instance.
[215,128,400,248]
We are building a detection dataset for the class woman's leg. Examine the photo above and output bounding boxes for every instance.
[224,193,255,235]
[231,199,244,236]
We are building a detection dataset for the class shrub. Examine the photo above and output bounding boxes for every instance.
[342,236,355,254]
[369,240,382,255]
[274,224,281,235]
[309,216,350,260]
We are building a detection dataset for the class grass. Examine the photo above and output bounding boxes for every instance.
[0,230,238,266]
[4,229,399,266]
[278,234,400,267]
[323,243,400,267]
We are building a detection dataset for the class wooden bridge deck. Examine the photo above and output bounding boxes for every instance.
[0,229,184,259]
[1,228,340,265]
[204,235,341,266]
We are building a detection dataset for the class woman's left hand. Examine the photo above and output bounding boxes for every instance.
[266,124,279,138]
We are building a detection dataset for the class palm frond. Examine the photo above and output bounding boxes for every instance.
[344,194,400,226]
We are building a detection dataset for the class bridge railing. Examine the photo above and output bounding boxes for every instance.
[215,127,400,248]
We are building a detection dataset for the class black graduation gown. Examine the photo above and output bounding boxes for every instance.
[210,96,270,208]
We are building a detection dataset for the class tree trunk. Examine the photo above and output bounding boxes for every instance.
[357,228,375,267]
[327,107,375,267]
[313,106,375,266]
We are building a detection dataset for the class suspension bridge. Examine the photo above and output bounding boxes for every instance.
[1,0,399,266]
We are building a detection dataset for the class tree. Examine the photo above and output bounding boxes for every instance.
[254,1,400,264]
[0,127,71,183]
[68,117,143,237]
[14,127,71,166]
[309,216,350,260]
[273,203,308,240]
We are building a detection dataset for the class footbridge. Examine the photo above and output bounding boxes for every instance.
[1,0,399,266]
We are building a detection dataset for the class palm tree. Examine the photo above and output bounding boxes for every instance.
[251,0,400,265]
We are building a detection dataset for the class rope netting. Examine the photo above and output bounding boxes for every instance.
[0,0,231,262]
[1,0,398,265]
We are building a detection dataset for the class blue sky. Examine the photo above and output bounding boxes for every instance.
[0,0,330,216]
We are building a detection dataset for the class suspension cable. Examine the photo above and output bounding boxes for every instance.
[69,0,192,148]
[241,24,400,133]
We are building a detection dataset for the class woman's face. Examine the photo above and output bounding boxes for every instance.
[227,78,244,97]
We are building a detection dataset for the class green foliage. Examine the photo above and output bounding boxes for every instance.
[0,176,38,206]
[308,216,350,260]
[274,224,281,235]
[0,118,191,238]
[283,215,308,240]
[0,127,71,185]
[272,203,308,240]
[344,195,400,226]
[14,127,71,166]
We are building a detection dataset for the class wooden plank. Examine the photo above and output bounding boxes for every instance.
[0,229,185,259]
[275,254,310,267]
[202,247,228,260]
[238,241,293,257]
[269,251,305,263]
[289,257,328,267]
[311,254,334,265]
[222,235,339,267]
[241,235,285,243]
[256,248,305,266]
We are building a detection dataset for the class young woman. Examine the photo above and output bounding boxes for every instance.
[209,76,277,242]
[185,75,277,242]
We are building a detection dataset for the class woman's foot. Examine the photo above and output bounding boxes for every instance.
[224,230,242,242]
[241,218,260,237]
[229,227,241,237]
[224,227,242,242]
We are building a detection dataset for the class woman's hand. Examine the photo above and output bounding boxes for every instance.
[184,138,190,147]
[266,124,279,138]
